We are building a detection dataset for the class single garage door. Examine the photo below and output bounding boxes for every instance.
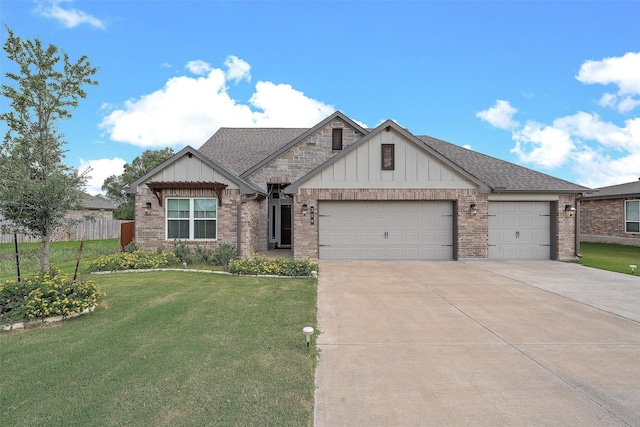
[488,201,551,260]
[318,201,453,260]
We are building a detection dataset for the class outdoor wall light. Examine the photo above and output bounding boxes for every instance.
[470,203,478,215]
[565,204,576,215]
[144,201,152,215]
[302,203,308,215]
[302,326,314,347]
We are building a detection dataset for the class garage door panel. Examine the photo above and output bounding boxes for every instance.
[319,201,453,260]
[489,201,551,260]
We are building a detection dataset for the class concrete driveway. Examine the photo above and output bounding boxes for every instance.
[314,261,640,426]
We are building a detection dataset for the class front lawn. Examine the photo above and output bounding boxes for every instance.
[578,242,640,275]
[0,271,318,426]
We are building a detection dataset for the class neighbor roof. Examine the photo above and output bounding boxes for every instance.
[581,180,640,200]
[80,192,116,210]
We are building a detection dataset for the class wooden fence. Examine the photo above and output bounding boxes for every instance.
[0,219,128,243]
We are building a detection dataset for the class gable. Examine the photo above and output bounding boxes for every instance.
[126,146,262,195]
[243,113,368,189]
[144,153,239,190]
[288,124,477,191]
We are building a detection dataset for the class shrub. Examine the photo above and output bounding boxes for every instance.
[124,240,139,253]
[0,268,106,322]
[85,251,175,272]
[211,243,236,267]
[172,240,194,265]
[227,256,318,277]
[193,244,214,264]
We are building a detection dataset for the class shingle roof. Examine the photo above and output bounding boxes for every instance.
[198,128,307,176]
[582,180,640,199]
[417,136,589,193]
[80,192,116,210]
[196,119,589,195]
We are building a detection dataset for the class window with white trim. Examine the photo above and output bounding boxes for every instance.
[167,198,217,240]
[625,200,639,233]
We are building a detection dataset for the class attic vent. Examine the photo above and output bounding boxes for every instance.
[332,128,343,151]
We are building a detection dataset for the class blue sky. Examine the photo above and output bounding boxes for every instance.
[1,0,639,194]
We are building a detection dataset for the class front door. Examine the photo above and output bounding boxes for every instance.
[268,185,292,248]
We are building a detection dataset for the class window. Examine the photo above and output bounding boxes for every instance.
[167,198,217,240]
[332,128,343,151]
[625,200,639,233]
[381,144,395,170]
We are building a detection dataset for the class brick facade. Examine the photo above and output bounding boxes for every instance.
[557,194,578,259]
[580,197,640,245]
[134,186,244,252]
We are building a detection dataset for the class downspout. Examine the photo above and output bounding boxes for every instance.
[237,193,260,258]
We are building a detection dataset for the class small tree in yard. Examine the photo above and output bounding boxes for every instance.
[0,26,98,271]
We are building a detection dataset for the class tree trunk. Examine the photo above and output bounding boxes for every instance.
[42,237,50,271]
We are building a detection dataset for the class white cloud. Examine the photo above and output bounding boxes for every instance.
[480,52,640,187]
[99,56,334,148]
[79,158,127,195]
[224,56,251,83]
[249,82,334,126]
[34,0,105,29]
[577,51,640,112]
[476,100,519,130]
[186,60,213,76]
[511,121,574,168]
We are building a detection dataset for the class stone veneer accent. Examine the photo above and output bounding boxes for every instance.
[580,197,640,246]
[246,118,364,189]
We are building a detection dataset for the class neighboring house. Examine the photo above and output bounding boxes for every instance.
[125,111,589,261]
[66,192,117,220]
[579,180,640,246]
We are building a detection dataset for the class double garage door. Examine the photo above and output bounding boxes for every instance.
[318,200,553,261]
[319,201,453,260]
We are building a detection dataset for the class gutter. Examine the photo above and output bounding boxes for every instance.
[236,193,260,258]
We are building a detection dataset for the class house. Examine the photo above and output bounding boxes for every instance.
[67,192,117,220]
[125,111,589,261]
[579,180,640,246]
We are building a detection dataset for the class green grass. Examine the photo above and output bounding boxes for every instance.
[577,242,640,275]
[0,239,121,279]
[0,271,318,426]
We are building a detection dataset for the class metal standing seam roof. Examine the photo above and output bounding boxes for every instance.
[198,128,589,194]
[581,180,640,199]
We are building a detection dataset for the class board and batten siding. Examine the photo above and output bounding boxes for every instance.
[140,154,240,190]
[301,131,475,190]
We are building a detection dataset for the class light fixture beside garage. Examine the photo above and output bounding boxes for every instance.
[302,203,308,215]
[564,204,576,215]
[470,203,478,215]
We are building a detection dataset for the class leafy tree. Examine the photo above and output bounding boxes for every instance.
[102,148,174,220]
[0,26,98,271]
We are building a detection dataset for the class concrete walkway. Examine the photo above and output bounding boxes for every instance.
[314,261,640,426]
